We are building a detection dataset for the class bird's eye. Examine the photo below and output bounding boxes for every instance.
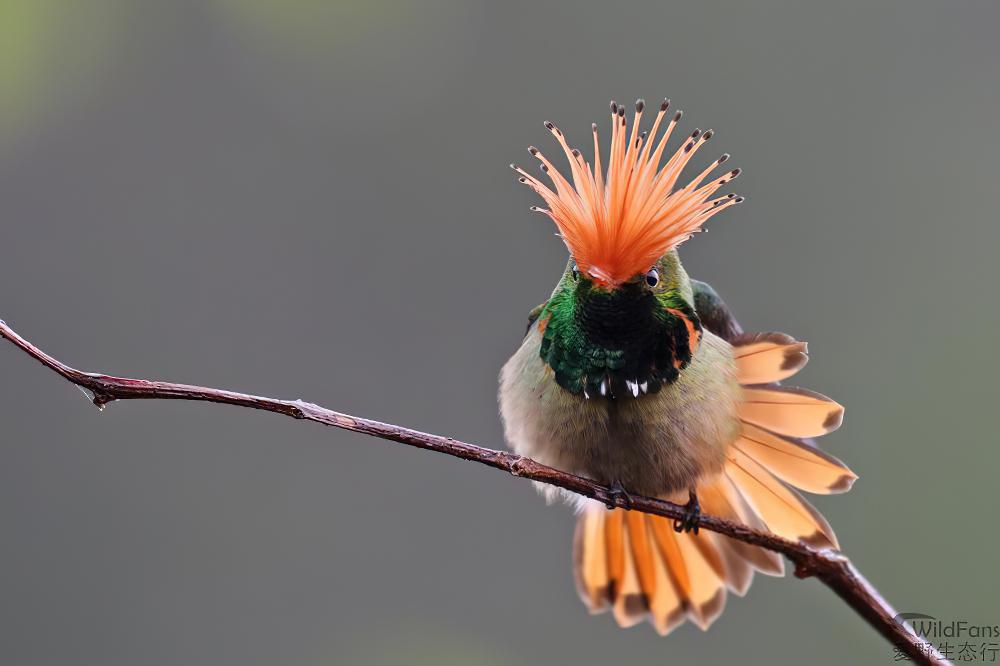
[644,267,660,287]
[572,263,580,281]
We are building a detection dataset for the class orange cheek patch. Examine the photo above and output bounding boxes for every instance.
[665,307,701,366]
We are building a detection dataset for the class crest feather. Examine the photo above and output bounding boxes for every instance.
[513,98,743,286]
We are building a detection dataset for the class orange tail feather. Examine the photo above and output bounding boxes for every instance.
[572,332,855,634]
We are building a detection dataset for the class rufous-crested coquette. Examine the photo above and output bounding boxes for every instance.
[500,98,856,634]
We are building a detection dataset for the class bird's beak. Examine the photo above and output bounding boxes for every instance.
[586,268,621,290]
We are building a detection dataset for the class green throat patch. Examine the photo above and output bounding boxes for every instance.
[537,274,701,399]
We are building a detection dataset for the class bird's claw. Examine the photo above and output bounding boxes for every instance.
[605,480,634,510]
[674,490,701,534]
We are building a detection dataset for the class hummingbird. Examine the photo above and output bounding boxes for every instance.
[499,98,856,634]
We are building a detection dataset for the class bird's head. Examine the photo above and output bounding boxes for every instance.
[514,98,742,398]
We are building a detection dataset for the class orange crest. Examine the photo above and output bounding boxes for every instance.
[513,99,743,286]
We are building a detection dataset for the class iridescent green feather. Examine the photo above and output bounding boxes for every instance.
[535,257,701,398]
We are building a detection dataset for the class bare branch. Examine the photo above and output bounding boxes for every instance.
[0,319,946,665]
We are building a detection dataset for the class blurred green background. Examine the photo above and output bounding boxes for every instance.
[1,1,997,664]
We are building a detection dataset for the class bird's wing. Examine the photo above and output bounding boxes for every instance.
[524,302,547,337]
[691,279,743,344]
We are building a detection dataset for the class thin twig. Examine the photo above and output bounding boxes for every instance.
[0,319,946,665]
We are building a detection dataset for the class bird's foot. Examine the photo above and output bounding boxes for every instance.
[604,480,634,510]
[673,490,701,534]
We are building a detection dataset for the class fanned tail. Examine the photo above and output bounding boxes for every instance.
[573,332,856,634]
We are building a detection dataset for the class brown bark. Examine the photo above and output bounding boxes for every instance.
[0,319,947,665]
